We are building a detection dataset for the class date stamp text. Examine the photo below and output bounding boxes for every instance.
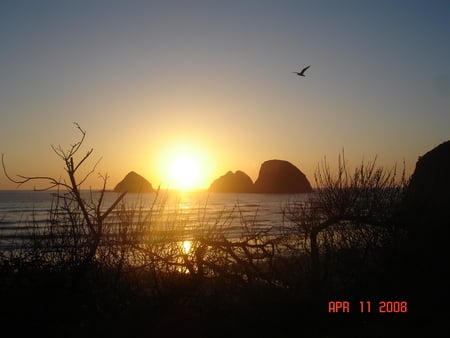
[328,301,408,313]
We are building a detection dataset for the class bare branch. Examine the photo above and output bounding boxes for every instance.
[2,154,69,190]
[77,156,102,188]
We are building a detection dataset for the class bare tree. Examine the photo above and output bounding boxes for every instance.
[2,123,126,275]
[283,151,406,294]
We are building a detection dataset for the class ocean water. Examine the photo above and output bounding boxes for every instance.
[0,190,310,247]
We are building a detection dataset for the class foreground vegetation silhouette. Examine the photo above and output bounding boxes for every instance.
[0,125,444,337]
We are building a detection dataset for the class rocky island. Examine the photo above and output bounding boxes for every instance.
[113,171,154,193]
[209,159,313,194]
[209,170,254,193]
[254,159,313,193]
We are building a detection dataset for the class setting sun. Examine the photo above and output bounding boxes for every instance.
[169,155,201,190]
[156,143,212,191]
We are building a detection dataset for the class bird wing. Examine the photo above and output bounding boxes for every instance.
[300,65,310,74]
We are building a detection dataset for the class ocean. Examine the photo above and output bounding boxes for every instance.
[0,189,310,248]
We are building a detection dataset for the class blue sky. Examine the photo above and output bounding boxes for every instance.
[1,0,449,189]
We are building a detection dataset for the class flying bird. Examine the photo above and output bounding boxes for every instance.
[293,65,310,77]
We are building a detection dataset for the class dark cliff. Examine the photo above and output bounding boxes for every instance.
[403,140,450,240]
[405,140,450,220]
[401,140,450,311]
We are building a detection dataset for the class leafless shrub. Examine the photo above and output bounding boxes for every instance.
[282,151,407,294]
[2,123,126,278]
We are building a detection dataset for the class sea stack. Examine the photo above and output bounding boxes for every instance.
[253,159,312,193]
[209,170,254,193]
[114,171,154,193]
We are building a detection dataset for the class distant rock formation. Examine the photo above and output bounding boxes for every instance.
[254,159,313,193]
[209,170,254,193]
[113,171,154,193]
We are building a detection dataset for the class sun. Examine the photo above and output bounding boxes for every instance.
[169,155,201,190]
[158,144,209,191]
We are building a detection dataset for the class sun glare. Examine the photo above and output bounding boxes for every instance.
[169,156,200,190]
[158,144,209,191]
[182,240,192,254]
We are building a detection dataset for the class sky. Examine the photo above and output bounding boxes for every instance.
[1,0,449,190]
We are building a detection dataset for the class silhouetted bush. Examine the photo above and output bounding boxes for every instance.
[282,152,407,297]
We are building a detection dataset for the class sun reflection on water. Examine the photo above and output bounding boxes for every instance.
[182,240,192,254]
